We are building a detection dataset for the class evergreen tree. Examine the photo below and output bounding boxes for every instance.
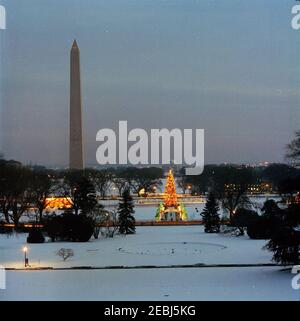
[265,200,300,265]
[265,228,300,265]
[64,171,97,216]
[74,176,97,216]
[201,192,220,233]
[118,189,136,235]
[258,199,283,233]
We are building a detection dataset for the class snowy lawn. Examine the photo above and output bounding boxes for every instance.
[1,226,272,268]
[1,267,299,301]
[1,226,298,301]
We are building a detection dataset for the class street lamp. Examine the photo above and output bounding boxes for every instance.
[23,246,29,268]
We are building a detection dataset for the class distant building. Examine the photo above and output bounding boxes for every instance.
[224,183,273,194]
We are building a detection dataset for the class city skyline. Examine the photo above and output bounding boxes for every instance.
[1,0,300,167]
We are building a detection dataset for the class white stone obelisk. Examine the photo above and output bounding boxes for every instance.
[69,40,84,169]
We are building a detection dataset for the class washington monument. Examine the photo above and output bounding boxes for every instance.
[69,40,84,169]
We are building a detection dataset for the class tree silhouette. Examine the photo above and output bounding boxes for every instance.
[118,189,136,235]
[201,192,220,233]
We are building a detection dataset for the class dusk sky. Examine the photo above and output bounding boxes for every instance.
[0,0,299,167]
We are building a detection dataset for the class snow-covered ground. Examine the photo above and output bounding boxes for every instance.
[2,267,299,301]
[1,226,298,301]
[1,226,271,268]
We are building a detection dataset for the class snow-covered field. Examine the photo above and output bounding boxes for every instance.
[0,225,299,301]
[1,226,272,268]
[2,267,299,301]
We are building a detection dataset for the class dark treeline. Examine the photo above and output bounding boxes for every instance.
[1,158,300,227]
[0,159,162,226]
[178,163,300,197]
[195,131,300,265]
[1,158,300,261]
[2,132,300,261]
[1,157,300,229]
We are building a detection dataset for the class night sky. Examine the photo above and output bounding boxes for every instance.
[0,0,299,167]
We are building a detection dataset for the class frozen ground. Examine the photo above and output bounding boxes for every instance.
[1,226,298,301]
[2,267,299,301]
[1,226,272,268]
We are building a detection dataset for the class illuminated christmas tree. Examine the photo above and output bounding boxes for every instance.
[164,169,178,207]
[155,169,188,221]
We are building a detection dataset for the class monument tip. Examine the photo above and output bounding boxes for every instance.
[72,39,79,49]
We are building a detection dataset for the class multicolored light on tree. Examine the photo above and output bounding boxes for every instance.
[164,169,178,207]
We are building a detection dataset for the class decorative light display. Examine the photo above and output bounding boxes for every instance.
[45,197,72,209]
[155,169,188,222]
[163,169,178,207]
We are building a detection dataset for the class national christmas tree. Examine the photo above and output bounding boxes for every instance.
[164,169,178,208]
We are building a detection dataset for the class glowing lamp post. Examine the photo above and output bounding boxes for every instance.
[23,246,29,268]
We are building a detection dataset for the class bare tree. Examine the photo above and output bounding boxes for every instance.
[31,170,58,223]
[0,161,33,225]
[89,170,113,199]
[176,176,190,194]
[56,248,74,261]
[87,204,106,239]
[286,130,300,161]
[113,178,129,197]
[8,166,37,228]
[221,190,251,222]
[59,170,97,215]
[101,207,119,238]
[118,167,162,195]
